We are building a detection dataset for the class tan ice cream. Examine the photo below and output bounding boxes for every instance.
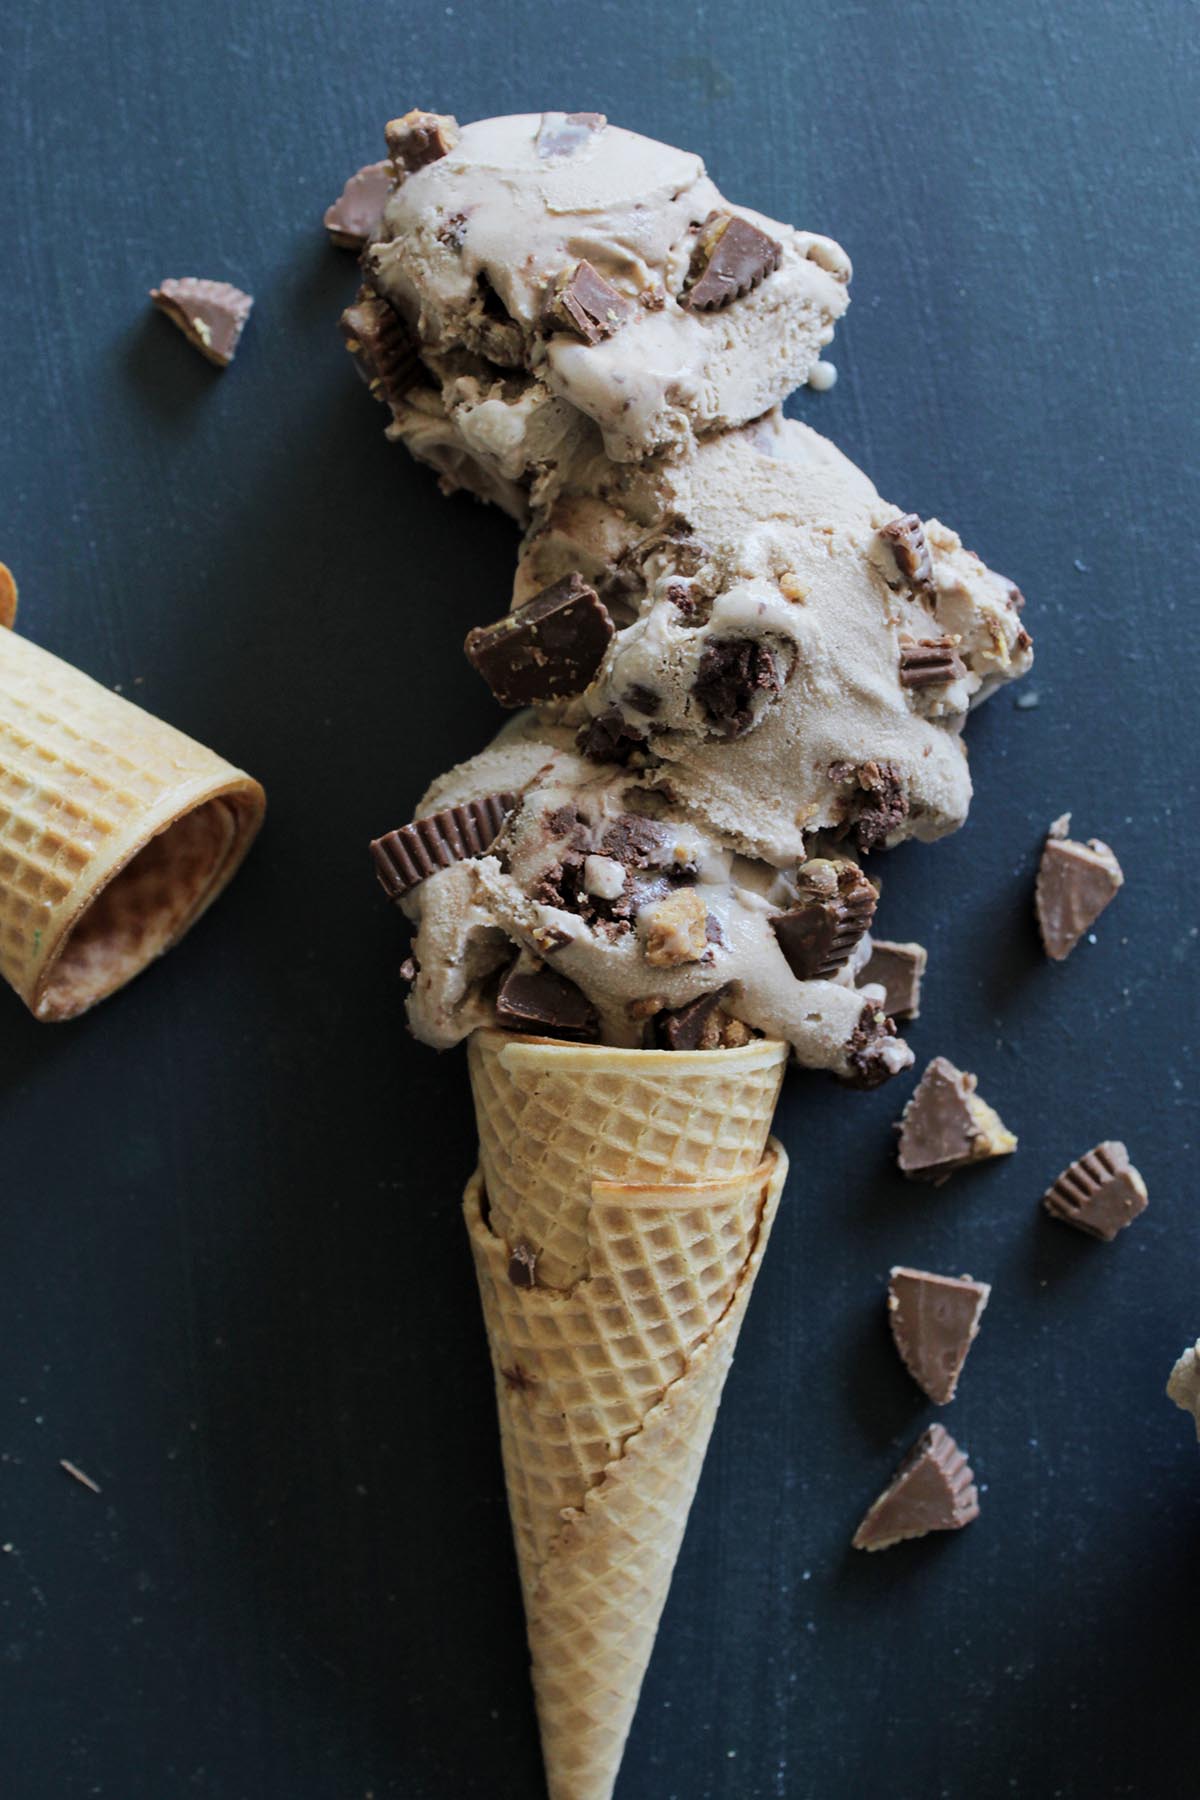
[351,109,850,492]
[390,723,909,1082]
[508,412,1032,865]
[1168,1343,1200,1438]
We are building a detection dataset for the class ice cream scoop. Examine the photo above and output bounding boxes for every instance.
[355,110,850,481]
[388,722,909,1083]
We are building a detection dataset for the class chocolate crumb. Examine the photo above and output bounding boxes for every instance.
[844,1003,902,1089]
[436,211,469,250]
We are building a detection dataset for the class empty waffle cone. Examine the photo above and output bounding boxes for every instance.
[465,1031,789,1800]
[0,615,264,1020]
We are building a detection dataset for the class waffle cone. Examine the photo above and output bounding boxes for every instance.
[0,620,264,1020]
[465,1031,788,1800]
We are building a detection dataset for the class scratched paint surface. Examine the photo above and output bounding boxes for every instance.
[0,3,1197,1796]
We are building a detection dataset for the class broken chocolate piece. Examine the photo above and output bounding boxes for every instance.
[385,110,458,173]
[897,1057,1017,1184]
[576,708,648,764]
[370,792,516,899]
[507,1243,538,1288]
[693,637,785,738]
[1043,1141,1148,1241]
[324,160,394,249]
[836,760,908,853]
[150,279,253,368]
[495,961,600,1041]
[682,213,782,311]
[844,1003,904,1089]
[536,111,606,157]
[877,514,934,596]
[899,636,967,689]
[654,984,734,1050]
[860,939,927,1019]
[852,1425,979,1552]
[544,260,634,345]
[466,575,613,708]
[341,289,422,414]
[772,859,877,981]
[887,1268,991,1405]
[1035,823,1124,960]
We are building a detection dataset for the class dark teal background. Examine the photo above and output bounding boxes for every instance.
[1,3,1197,1795]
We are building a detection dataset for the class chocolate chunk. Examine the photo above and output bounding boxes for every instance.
[341,289,422,415]
[1035,823,1123,960]
[682,213,782,311]
[576,706,648,765]
[495,961,600,1041]
[836,760,908,853]
[887,1268,991,1405]
[625,684,661,717]
[385,110,458,173]
[899,635,967,689]
[852,1425,979,1552]
[536,111,606,157]
[1043,1141,1148,1241]
[877,514,935,596]
[370,792,516,899]
[844,1002,903,1090]
[860,939,926,1019]
[323,160,394,249]
[654,984,734,1051]
[507,1243,538,1288]
[599,814,673,871]
[693,637,784,738]
[772,859,877,981]
[897,1057,1017,1184]
[465,574,613,708]
[544,260,634,345]
[150,279,253,367]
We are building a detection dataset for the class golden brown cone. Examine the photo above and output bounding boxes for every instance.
[0,621,264,1019]
[466,1031,788,1800]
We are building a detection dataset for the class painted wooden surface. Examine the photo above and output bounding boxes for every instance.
[1,2,1197,1795]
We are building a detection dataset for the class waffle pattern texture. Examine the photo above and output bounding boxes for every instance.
[467,1031,788,1289]
[0,625,264,1019]
[466,1031,788,1800]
